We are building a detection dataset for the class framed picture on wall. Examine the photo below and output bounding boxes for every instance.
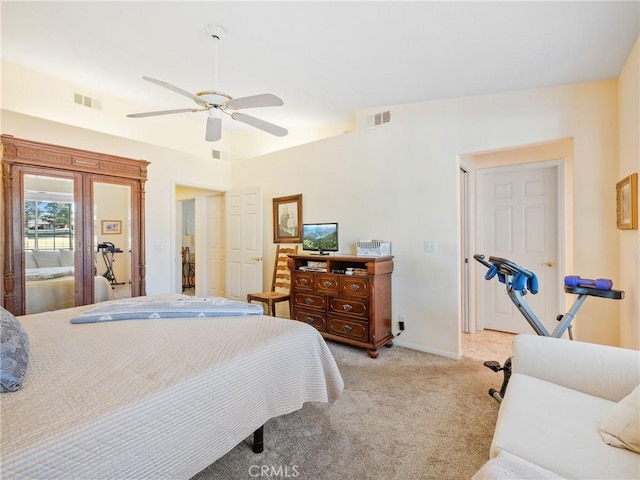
[101,220,122,235]
[273,194,302,243]
[616,173,638,230]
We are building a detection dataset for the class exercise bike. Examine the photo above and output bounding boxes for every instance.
[473,254,624,402]
[97,242,125,286]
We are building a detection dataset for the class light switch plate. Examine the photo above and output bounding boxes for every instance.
[424,240,436,253]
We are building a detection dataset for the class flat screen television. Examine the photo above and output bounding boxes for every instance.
[302,223,339,254]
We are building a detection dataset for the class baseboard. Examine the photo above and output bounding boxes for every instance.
[393,339,462,360]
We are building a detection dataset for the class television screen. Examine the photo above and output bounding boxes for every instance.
[302,223,339,252]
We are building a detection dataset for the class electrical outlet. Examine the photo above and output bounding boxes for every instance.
[398,315,405,331]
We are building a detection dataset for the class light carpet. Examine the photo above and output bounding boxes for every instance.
[192,341,502,480]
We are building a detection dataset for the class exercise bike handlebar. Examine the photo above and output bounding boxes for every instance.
[474,254,539,294]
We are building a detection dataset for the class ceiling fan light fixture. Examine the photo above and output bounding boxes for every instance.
[209,107,223,119]
[206,116,222,142]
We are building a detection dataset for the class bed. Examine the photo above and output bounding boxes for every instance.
[1,294,344,479]
[25,270,115,314]
[24,250,116,314]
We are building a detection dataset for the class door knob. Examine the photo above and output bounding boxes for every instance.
[542,261,555,267]
[251,256,262,261]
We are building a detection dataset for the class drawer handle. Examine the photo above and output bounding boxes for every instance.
[305,298,314,305]
[305,317,315,324]
[323,281,332,288]
[342,304,353,312]
[343,325,352,333]
[350,284,360,292]
[300,278,309,285]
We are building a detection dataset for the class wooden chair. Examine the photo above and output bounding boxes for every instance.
[247,244,298,317]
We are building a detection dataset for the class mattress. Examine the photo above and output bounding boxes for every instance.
[25,275,115,314]
[1,295,344,479]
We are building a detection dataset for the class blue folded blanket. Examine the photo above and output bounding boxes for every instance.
[70,297,263,324]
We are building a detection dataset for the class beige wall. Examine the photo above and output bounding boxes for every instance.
[233,79,623,357]
[618,38,640,349]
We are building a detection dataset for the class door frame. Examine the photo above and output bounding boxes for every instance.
[172,181,226,295]
[462,157,567,334]
[459,164,473,333]
[171,183,263,300]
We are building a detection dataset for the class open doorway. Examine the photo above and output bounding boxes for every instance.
[175,185,226,298]
[460,139,573,358]
[179,198,196,295]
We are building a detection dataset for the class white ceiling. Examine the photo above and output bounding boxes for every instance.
[2,1,639,135]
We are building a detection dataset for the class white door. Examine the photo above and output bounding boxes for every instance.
[226,187,263,301]
[206,194,225,297]
[477,163,559,334]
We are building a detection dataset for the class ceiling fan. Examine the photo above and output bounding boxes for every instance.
[127,24,288,142]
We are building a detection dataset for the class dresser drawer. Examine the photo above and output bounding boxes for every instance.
[292,271,315,291]
[328,316,369,342]
[340,277,369,298]
[293,292,327,310]
[292,308,326,332]
[329,297,368,318]
[316,274,339,294]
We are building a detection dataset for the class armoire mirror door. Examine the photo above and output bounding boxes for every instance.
[91,179,136,301]
[1,135,148,316]
[22,171,84,314]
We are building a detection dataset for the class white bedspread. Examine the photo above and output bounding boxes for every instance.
[1,295,344,479]
[25,275,115,314]
[24,266,74,281]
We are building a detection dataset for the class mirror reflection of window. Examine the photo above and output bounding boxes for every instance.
[23,174,76,314]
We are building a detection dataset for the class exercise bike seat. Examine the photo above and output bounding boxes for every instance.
[564,285,624,300]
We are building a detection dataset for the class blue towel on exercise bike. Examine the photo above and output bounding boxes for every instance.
[486,265,538,294]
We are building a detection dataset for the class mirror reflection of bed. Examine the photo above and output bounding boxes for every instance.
[23,176,133,314]
[24,249,115,314]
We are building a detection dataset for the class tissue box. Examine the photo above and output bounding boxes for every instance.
[356,240,392,257]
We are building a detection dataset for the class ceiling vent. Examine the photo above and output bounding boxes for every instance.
[366,110,391,130]
[73,93,102,110]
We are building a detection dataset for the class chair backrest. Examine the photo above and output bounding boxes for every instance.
[271,244,298,293]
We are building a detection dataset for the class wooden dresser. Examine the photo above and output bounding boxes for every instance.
[287,254,393,358]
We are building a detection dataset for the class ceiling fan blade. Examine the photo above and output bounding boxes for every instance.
[143,76,210,107]
[226,93,284,110]
[205,116,222,142]
[127,108,203,118]
[231,112,288,137]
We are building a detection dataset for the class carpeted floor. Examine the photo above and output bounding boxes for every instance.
[192,341,501,480]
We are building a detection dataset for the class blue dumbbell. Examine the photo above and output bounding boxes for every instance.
[564,275,613,291]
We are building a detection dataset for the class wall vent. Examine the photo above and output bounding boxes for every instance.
[73,93,102,110]
[212,149,231,161]
[365,110,391,130]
